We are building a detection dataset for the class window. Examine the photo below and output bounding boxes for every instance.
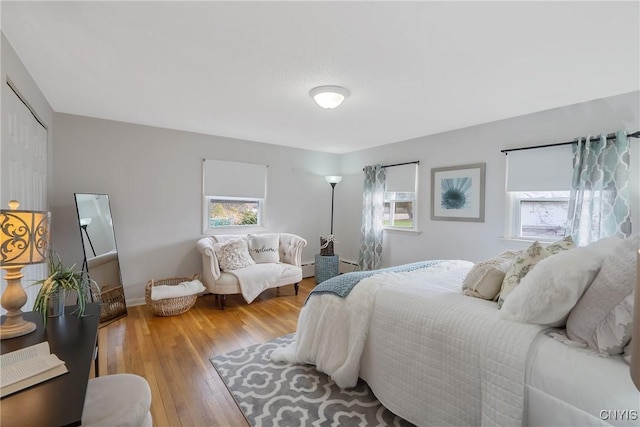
[383,163,418,230]
[206,197,261,227]
[512,191,570,239]
[202,159,267,231]
[384,192,415,228]
[505,145,573,240]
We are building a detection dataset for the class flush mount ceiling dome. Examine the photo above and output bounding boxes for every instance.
[310,86,350,109]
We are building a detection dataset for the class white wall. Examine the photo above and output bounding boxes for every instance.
[52,114,339,304]
[336,91,640,266]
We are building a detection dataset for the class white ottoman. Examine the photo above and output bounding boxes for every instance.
[82,374,152,427]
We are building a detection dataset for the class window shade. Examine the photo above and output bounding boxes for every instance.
[385,164,417,192]
[506,145,573,192]
[203,159,267,198]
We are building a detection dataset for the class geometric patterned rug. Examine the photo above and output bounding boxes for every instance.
[210,334,414,427]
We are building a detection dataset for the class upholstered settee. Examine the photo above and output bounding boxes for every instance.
[196,233,307,309]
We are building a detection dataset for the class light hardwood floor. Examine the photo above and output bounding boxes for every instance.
[96,278,315,427]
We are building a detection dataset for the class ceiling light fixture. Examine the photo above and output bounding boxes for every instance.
[310,86,350,109]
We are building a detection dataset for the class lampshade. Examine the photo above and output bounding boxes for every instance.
[310,86,350,109]
[0,201,49,266]
[325,176,343,184]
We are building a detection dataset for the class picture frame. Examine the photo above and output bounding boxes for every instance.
[431,163,486,222]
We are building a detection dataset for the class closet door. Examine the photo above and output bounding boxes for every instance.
[1,83,49,312]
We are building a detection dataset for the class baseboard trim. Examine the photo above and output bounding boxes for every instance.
[126,297,145,307]
[302,262,315,278]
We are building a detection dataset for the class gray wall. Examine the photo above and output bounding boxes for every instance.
[50,92,640,305]
[52,114,339,304]
[335,91,640,267]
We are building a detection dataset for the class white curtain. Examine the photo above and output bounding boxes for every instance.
[1,86,48,313]
[566,130,631,246]
[358,165,386,270]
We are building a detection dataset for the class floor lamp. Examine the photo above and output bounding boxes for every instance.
[0,200,50,339]
[321,176,342,257]
[325,175,342,236]
[80,218,97,257]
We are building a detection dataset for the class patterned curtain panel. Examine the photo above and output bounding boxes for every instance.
[566,130,631,246]
[358,165,386,270]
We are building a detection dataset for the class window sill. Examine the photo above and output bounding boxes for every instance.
[204,225,267,235]
[384,228,422,235]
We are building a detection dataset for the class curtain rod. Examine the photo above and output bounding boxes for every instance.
[362,160,420,171]
[501,131,640,154]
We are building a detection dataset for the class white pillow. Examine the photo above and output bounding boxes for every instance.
[214,239,255,271]
[247,234,280,263]
[151,279,206,300]
[500,236,621,326]
[566,234,639,355]
[462,251,520,300]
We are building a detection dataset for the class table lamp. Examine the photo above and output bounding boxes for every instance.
[0,200,50,339]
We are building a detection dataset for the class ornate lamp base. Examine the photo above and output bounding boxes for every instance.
[0,315,36,339]
[1,265,37,340]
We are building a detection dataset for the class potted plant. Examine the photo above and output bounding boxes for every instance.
[32,251,97,324]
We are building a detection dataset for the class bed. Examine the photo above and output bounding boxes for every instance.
[272,235,640,427]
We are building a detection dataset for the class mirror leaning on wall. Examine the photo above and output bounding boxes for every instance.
[74,193,127,326]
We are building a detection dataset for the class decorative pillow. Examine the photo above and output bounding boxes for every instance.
[500,236,621,326]
[462,251,520,300]
[545,235,575,254]
[566,234,639,355]
[214,239,255,271]
[497,236,574,309]
[247,234,280,264]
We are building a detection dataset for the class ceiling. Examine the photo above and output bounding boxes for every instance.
[2,1,639,154]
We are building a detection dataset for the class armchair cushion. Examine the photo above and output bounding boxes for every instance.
[214,238,255,271]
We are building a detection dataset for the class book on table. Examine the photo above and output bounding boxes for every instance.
[0,341,68,398]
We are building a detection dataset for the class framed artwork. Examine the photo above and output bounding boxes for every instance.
[431,163,485,222]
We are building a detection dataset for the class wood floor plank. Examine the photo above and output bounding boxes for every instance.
[97,277,315,427]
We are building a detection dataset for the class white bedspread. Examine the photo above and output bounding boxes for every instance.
[359,265,547,426]
[526,332,640,427]
[273,259,547,426]
[271,260,474,388]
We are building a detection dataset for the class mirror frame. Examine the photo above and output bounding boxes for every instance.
[74,193,127,325]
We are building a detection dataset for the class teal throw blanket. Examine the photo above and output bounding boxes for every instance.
[307,260,443,304]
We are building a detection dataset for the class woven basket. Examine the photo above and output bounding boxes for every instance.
[100,285,127,323]
[145,275,199,316]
